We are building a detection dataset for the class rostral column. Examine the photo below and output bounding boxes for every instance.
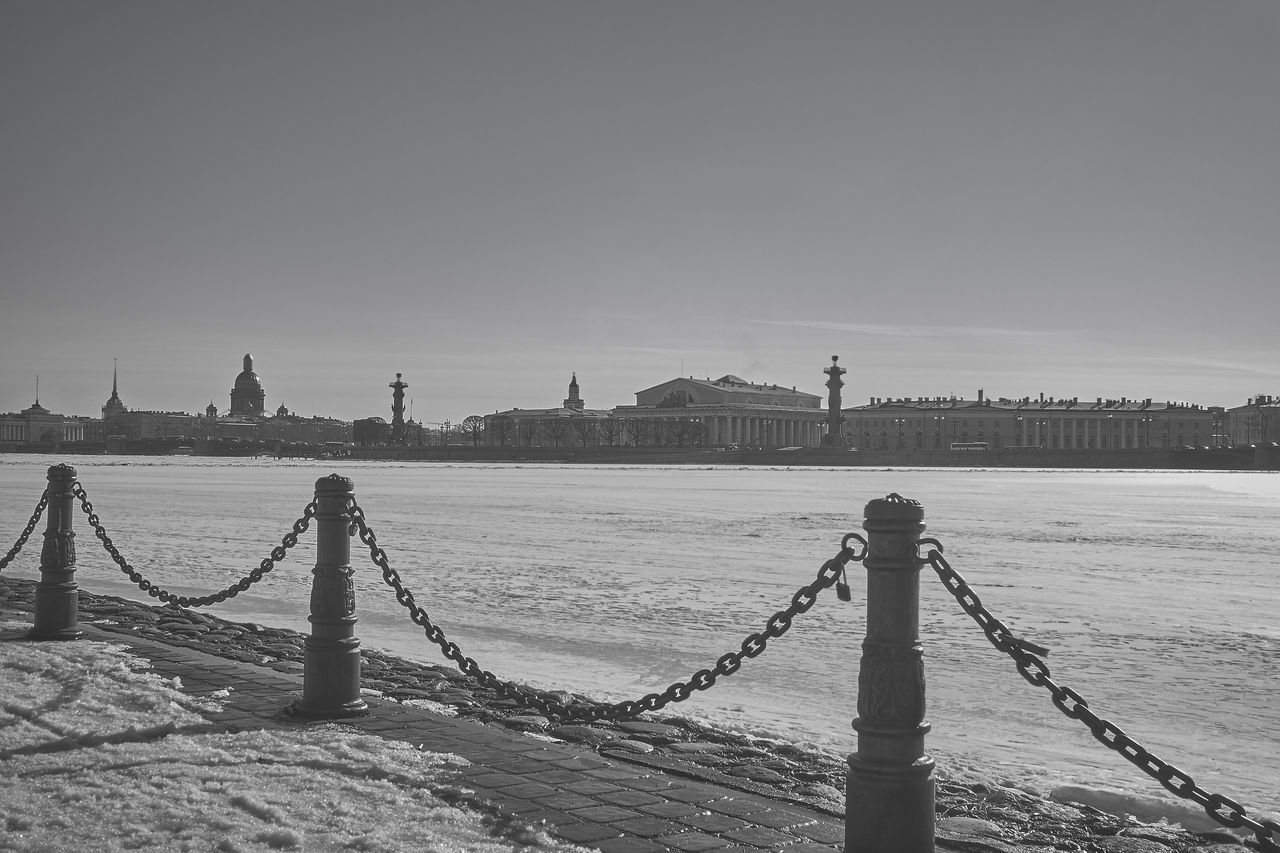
[389,373,408,444]
[824,355,846,446]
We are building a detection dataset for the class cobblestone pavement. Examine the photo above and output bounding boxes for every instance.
[0,579,1254,853]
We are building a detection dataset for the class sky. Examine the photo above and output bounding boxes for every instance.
[3,1,1279,425]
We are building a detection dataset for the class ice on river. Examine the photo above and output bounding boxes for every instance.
[2,457,1277,826]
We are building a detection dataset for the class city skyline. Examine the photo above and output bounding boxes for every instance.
[4,2,1279,424]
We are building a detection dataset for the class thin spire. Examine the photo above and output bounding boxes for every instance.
[113,358,119,395]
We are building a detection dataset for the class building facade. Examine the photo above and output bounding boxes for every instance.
[485,369,831,449]
[614,374,826,448]
[485,375,613,447]
[0,400,88,446]
[844,391,1221,451]
[1224,395,1280,446]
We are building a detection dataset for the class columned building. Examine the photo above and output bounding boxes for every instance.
[612,374,826,448]
[0,399,87,446]
[485,374,612,448]
[844,391,1220,451]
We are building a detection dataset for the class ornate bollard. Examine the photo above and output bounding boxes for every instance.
[846,493,934,853]
[29,464,82,641]
[292,474,367,717]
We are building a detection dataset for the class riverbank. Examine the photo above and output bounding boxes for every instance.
[4,443,1276,469]
[0,577,1256,852]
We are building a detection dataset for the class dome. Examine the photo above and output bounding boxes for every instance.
[230,353,266,415]
[234,353,262,389]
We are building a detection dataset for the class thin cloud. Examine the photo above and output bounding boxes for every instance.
[750,319,1061,339]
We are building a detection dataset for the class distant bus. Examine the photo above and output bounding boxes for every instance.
[950,441,989,451]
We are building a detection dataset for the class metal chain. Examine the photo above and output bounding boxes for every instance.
[72,481,316,608]
[920,541,1280,851]
[349,495,867,723]
[0,490,49,572]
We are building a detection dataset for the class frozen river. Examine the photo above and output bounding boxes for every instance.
[1,456,1277,823]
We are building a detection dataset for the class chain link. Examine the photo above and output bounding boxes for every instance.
[0,490,49,572]
[72,481,316,608]
[350,495,867,723]
[920,542,1279,851]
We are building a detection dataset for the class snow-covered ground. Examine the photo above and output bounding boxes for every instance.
[0,624,584,853]
[3,458,1278,831]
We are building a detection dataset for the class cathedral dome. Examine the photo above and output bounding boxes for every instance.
[230,354,266,416]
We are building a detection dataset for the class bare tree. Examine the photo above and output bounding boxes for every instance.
[598,418,620,447]
[544,419,569,447]
[630,418,653,447]
[518,419,538,447]
[462,415,485,446]
[489,416,514,447]
[571,418,595,447]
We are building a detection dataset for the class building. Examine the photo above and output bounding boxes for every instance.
[230,354,266,416]
[485,374,613,448]
[103,409,199,441]
[1224,395,1280,446]
[0,399,88,446]
[613,374,826,448]
[844,391,1220,451]
[102,359,127,420]
[484,368,831,449]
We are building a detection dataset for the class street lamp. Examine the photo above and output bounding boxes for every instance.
[1107,413,1114,450]
[894,417,905,450]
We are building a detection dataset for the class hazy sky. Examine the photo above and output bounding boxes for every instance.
[4,1,1278,424]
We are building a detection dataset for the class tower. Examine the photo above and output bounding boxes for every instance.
[230,354,266,416]
[824,355,846,446]
[563,373,584,412]
[389,373,408,444]
[102,359,127,420]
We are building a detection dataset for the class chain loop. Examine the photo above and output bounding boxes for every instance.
[920,542,1279,851]
[0,490,48,571]
[350,495,864,723]
[72,481,316,608]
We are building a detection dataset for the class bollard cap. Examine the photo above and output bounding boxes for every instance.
[315,473,354,494]
[47,463,77,480]
[864,492,923,523]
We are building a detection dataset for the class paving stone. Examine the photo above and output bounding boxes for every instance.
[597,790,668,808]
[593,838,670,853]
[669,742,728,754]
[653,831,733,852]
[721,825,798,847]
[570,805,645,823]
[615,721,684,739]
[637,801,709,820]
[554,822,625,844]
[790,820,845,844]
[610,817,686,838]
[677,813,751,834]
[607,739,656,753]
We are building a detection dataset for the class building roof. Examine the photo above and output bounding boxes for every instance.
[846,395,1213,414]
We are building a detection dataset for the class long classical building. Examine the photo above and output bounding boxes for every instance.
[486,372,828,448]
[0,399,88,446]
[1224,394,1280,446]
[843,391,1223,450]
